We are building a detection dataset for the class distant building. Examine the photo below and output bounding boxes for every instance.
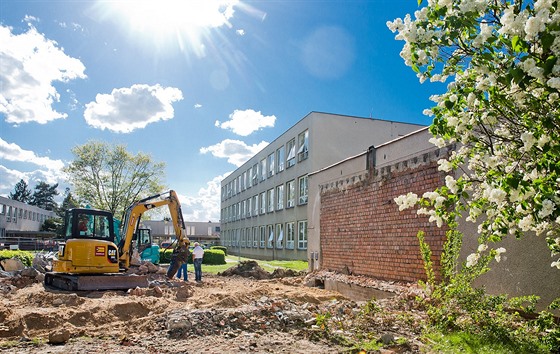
[140,220,220,247]
[0,196,57,250]
[220,111,425,260]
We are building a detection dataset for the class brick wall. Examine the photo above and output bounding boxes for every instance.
[319,150,448,283]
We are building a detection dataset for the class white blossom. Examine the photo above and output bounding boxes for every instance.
[466,252,480,267]
[538,199,556,218]
[495,247,506,262]
[394,192,419,211]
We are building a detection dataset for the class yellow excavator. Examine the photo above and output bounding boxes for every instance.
[44,190,189,291]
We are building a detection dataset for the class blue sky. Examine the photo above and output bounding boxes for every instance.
[0,0,440,222]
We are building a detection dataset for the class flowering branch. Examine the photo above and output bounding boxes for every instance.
[389,0,560,269]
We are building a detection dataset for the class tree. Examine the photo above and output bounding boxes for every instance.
[58,188,81,217]
[9,179,32,203]
[389,0,560,272]
[63,141,166,222]
[29,181,59,211]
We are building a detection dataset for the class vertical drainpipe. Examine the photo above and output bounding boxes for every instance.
[367,145,376,172]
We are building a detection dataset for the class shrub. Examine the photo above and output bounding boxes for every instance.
[210,246,227,256]
[203,249,226,265]
[159,248,174,264]
[0,250,33,267]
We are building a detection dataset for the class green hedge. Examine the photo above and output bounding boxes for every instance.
[210,246,227,256]
[0,250,33,267]
[158,248,226,265]
[203,249,226,265]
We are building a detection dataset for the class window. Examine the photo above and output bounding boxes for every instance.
[276,184,284,210]
[276,223,284,249]
[276,146,285,173]
[267,188,274,213]
[246,198,252,217]
[286,222,295,249]
[241,228,246,247]
[246,228,252,247]
[298,175,308,205]
[259,226,266,248]
[287,180,295,208]
[252,164,258,186]
[267,224,274,248]
[286,138,296,168]
[246,168,252,189]
[253,227,258,247]
[297,129,309,162]
[260,158,267,181]
[253,195,259,216]
[241,200,246,218]
[208,226,213,235]
[241,171,246,191]
[298,220,308,249]
[268,153,275,177]
[260,192,266,214]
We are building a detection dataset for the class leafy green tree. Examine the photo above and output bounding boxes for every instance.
[29,181,59,211]
[58,188,81,217]
[9,179,32,203]
[390,0,560,271]
[63,141,166,222]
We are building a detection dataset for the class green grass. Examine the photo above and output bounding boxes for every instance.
[423,331,550,354]
[201,255,308,274]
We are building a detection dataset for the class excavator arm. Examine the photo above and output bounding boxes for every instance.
[119,190,188,269]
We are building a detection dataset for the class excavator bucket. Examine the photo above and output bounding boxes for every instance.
[45,272,149,291]
[166,260,182,279]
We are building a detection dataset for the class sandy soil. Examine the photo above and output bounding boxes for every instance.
[0,262,425,354]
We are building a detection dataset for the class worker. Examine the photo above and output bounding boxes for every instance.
[167,240,190,280]
[192,242,204,282]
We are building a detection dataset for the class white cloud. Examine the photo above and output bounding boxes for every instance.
[236,29,245,36]
[178,172,231,222]
[194,103,202,108]
[0,138,67,197]
[215,109,276,136]
[0,24,87,125]
[84,84,183,133]
[200,139,268,167]
[0,138,65,171]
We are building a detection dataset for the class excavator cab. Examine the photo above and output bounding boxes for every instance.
[52,208,120,274]
[136,228,160,264]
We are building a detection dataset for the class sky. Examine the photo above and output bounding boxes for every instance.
[0,0,442,222]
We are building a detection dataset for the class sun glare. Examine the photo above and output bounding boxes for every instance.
[104,0,239,55]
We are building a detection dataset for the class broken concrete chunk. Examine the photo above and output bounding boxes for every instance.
[0,258,25,272]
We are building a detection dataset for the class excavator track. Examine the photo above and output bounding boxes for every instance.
[44,272,149,291]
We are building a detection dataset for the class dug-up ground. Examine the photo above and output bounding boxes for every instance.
[0,258,427,354]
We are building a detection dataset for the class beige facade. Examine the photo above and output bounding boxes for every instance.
[0,196,57,250]
[220,111,425,260]
[140,220,220,247]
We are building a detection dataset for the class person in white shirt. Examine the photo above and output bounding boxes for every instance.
[192,242,205,282]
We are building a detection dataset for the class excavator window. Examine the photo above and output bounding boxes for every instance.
[65,209,115,242]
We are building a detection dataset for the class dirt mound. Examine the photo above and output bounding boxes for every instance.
[217,261,305,280]
[218,261,272,279]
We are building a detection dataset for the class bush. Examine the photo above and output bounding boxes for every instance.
[203,249,226,265]
[210,246,227,256]
[0,250,33,267]
[159,248,174,264]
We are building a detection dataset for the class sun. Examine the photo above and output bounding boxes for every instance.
[101,0,239,56]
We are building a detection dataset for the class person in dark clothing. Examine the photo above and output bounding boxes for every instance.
[166,240,190,280]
